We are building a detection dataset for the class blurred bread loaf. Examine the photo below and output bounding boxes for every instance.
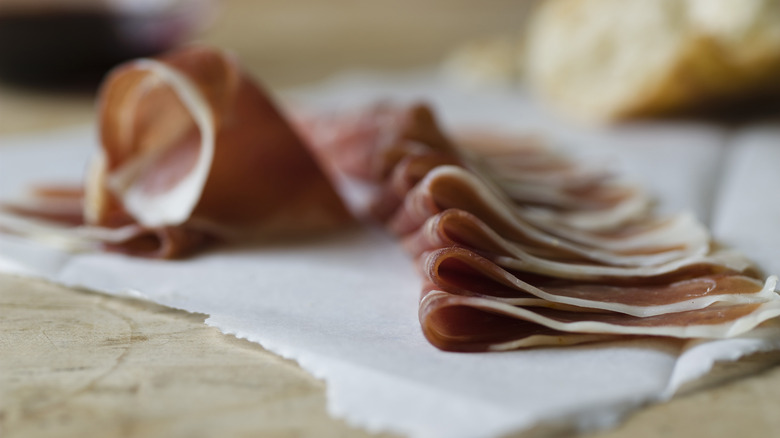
[443,35,525,88]
[525,0,780,121]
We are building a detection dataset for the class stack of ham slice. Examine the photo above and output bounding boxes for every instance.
[3,47,779,352]
[298,104,780,352]
[1,47,351,258]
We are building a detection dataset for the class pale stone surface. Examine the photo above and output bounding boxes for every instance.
[0,274,395,438]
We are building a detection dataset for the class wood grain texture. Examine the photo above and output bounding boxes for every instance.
[2,1,780,437]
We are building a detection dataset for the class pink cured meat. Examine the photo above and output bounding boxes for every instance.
[300,103,780,352]
[4,49,779,352]
[2,47,351,258]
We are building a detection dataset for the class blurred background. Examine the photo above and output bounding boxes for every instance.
[0,0,535,134]
[0,0,778,132]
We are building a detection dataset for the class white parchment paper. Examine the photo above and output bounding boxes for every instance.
[2,73,780,438]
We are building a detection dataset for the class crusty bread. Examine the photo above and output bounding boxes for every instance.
[444,0,780,122]
[525,0,780,122]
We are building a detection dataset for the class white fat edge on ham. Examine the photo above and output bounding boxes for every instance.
[426,251,779,317]
[423,211,704,272]
[103,59,215,228]
[487,164,608,186]
[0,211,144,252]
[421,287,780,340]
[488,334,621,351]
[474,156,612,190]
[437,166,709,254]
[84,150,109,225]
[527,212,710,256]
[477,150,609,184]
[415,166,710,265]
[493,247,752,280]
[459,135,630,203]
[459,138,665,232]
[420,208,708,269]
[460,209,710,268]
[488,181,633,210]
[479,148,654,231]
[518,192,652,232]
[470,286,780,319]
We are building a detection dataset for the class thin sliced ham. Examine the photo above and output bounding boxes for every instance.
[420,286,780,352]
[1,47,351,258]
[392,167,712,266]
[424,247,773,317]
[300,102,780,352]
[4,48,779,352]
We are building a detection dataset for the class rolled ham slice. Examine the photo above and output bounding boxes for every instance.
[1,47,351,258]
[300,102,780,352]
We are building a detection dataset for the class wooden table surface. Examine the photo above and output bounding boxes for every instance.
[3,1,780,437]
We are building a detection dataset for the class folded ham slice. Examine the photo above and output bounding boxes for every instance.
[299,103,780,352]
[4,47,778,352]
[1,47,351,258]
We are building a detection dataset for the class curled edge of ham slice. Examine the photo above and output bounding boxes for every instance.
[423,247,774,317]
[390,166,713,269]
[1,46,351,258]
[420,278,780,352]
[299,102,780,352]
